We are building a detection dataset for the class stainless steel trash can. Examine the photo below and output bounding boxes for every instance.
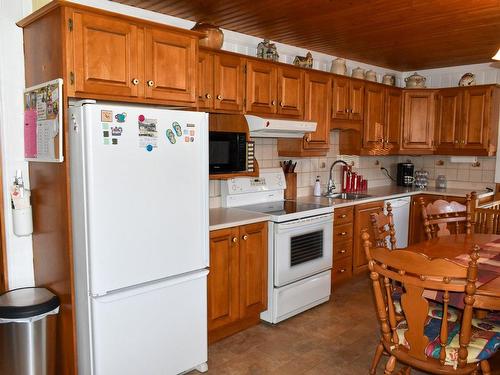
[0,288,60,375]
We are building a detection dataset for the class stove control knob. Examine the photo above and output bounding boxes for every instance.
[232,185,237,191]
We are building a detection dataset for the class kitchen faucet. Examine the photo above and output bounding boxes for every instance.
[325,160,348,196]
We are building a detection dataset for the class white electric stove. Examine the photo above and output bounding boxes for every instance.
[221,168,333,324]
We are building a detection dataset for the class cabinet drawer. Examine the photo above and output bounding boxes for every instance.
[333,239,352,261]
[334,207,353,225]
[333,223,353,240]
[332,257,352,285]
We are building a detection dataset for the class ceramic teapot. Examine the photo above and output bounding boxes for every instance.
[191,22,224,49]
[365,70,377,82]
[382,74,396,86]
[405,72,426,88]
[351,67,365,79]
[330,58,347,75]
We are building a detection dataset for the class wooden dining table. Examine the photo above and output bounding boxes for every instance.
[405,233,500,310]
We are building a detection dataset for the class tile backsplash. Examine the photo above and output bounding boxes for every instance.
[209,131,496,208]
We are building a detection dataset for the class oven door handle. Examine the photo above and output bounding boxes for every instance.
[276,214,333,230]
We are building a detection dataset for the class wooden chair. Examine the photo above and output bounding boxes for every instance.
[470,191,500,234]
[362,232,497,375]
[419,195,472,240]
[370,202,397,250]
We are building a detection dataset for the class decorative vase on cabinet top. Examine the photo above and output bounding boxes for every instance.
[330,58,347,75]
[382,74,396,86]
[351,67,365,79]
[404,72,426,88]
[365,70,377,82]
[191,22,224,49]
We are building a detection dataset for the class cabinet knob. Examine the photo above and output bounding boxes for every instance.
[454,140,459,144]
[461,140,465,144]
[242,235,248,240]
[232,237,238,243]
[279,101,284,107]
[217,94,223,100]
[131,78,140,85]
[339,231,347,236]
[205,93,212,99]
[304,134,311,142]
[344,108,349,113]
[147,80,155,87]
[339,249,346,254]
[271,100,276,106]
[339,214,347,218]
[339,268,346,273]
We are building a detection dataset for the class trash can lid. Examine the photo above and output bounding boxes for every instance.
[0,287,60,319]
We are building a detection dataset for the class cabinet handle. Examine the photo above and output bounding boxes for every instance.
[131,78,139,85]
[242,235,248,240]
[339,249,346,254]
[232,237,238,243]
[339,231,347,236]
[339,214,347,218]
[279,101,284,107]
[344,108,349,113]
[205,93,212,99]
[147,80,155,87]
[271,100,276,106]
[217,94,223,100]
[339,268,346,273]
[304,134,311,142]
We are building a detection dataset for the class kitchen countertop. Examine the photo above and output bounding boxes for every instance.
[209,207,271,231]
[297,185,494,208]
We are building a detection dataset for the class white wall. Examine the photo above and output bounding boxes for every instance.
[0,0,34,289]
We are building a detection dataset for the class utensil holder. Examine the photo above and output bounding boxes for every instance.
[284,173,297,200]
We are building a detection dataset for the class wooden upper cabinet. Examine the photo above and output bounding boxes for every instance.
[349,80,364,121]
[245,60,278,115]
[332,76,350,120]
[208,227,240,331]
[197,50,214,110]
[277,66,304,118]
[461,86,490,152]
[384,87,402,152]
[331,76,364,122]
[72,11,140,98]
[214,53,245,112]
[144,28,197,104]
[435,88,462,153]
[303,71,331,149]
[238,222,268,318]
[363,83,385,149]
[400,90,435,153]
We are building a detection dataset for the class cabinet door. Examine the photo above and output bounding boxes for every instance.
[385,87,402,153]
[353,201,383,274]
[277,66,304,118]
[401,90,435,151]
[362,83,385,149]
[461,87,491,152]
[72,11,140,98]
[239,222,268,318]
[214,54,245,112]
[245,60,278,115]
[197,51,214,110]
[349,80,365,121]
[332,76,350,120]
[435,89,462,154]
[144,28,197,104]
[303,72,331,149]
[208,227,240,331]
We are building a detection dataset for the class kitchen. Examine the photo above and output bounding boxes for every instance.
[0,0,499,374]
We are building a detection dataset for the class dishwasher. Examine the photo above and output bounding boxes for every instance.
[384,196,411,248]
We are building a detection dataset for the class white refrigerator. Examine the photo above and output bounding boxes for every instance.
[68,101,209,375]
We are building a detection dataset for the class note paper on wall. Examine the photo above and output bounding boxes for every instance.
[24,78,63,162]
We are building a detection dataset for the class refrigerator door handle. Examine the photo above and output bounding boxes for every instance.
[92,269,209,303]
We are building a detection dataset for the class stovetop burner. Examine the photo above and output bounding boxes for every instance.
[237,200,328,217]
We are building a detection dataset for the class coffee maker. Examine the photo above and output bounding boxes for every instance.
[397,162,415,187]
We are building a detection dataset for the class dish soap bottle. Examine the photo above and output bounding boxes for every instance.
[313,176,321,197]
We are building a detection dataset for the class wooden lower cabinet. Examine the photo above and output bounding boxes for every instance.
[353,201,384,274]
[208,222,267,343]
[332,206,354,286]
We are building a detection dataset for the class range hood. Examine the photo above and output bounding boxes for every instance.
[244,115,317,138]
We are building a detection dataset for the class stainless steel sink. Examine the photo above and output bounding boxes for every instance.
[324,192,372,200]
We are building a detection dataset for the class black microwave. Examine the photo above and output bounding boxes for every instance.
[209,132,254,174]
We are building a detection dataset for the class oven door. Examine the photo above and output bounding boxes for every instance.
[274,214,333,287]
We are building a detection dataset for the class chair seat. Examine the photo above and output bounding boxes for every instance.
[395,311,500,367]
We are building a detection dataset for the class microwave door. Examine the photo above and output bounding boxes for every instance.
[209,132,247,174]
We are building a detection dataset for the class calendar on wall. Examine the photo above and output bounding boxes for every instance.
[24,78,64,162]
